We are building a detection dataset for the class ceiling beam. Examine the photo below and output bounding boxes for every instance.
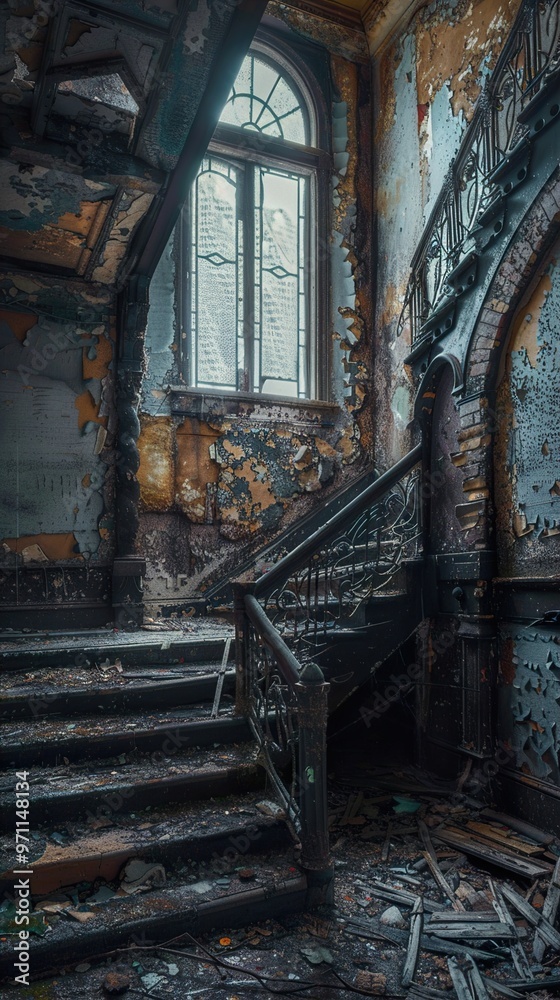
[131,0,269,281]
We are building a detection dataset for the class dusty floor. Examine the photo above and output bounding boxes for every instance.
[3,763,560,999]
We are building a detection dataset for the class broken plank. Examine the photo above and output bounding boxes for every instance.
[340,791,363,826]
[466,956,491,1000]
[533,855,560,962]
[505,976,560,993]
[341,915,504,962]
[402,896,423,988]
[480,809,554,847]
[501,882,560,951]
[419,818,465,911]
[481,979,524,999]
[355,878,447,913]
[434,828,552,879]
[428,912,499,924]
[448,956,474,1000]
[465,822,544,856]
[382,821,394,862]
[424,922,518,941]
[409,987,453,1000]
[489,881,533,981]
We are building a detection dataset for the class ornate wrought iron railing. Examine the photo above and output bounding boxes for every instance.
[398,0,560,346]
[234,443,423,896]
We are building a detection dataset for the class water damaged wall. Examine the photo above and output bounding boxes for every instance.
[372,0,522,467]
[138,16,373,612]
[0,272,115,618]
[0,0,270,625]
[494,240,560,795]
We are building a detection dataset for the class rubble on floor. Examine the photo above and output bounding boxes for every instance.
[3,764,559,998]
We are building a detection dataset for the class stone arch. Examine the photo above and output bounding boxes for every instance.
[464,167,560,398]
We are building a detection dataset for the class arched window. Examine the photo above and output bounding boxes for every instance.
[184,43,326,399]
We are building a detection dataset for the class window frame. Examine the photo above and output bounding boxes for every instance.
[179,36,331,403]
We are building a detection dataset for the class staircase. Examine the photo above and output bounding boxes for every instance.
[0,627,304,980]
[0,445,426,980]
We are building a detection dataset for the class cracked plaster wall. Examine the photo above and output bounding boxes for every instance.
[138,22,372,609]
[0,271,115,569]
[372,0,522,468]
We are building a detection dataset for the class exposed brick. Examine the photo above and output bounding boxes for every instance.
[458,397,484,416]
[478,308,501,328]
[475,336,497,350]
[460,411,482,429]
[458,421,488,442]
[540,190,560,222]
[470,349,492,366]
[470,362,488,377]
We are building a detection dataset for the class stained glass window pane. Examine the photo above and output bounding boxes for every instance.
[255,167,307,397]
[190,158,243,390]
[219,54,307,145]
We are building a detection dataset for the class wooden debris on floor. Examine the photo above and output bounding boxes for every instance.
[330,763,560,999]
[402,896,423,987]
[533,856,560,962]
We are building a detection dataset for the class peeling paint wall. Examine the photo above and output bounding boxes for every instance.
[495,248,560,577]
[139,19,372,609]
[498,627,560,787]
[0,273,115,570]
[493,241,560,791]
[372,0,522,468]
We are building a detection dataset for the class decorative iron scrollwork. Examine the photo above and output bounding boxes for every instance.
[399,0,560,346]
[260,466,421,653]
[237,445,422,866]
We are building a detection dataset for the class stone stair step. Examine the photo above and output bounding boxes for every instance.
[1,703,247,767]
[0,743,263,830]
[0,623,234,672]
[0,791,290,896]
[0,847,306,981]
[0,666,235,719]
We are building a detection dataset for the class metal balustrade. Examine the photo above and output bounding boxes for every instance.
[234,444,423,898]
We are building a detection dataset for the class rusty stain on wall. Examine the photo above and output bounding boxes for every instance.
[416,0,521,120]
[2,533,80,562]
[267,2,369,63]
[137,417,175,512]
[175,418,220,522]
[0,273,115,564]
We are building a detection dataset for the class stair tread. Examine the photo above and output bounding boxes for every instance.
[0,663,234,699]
[0,741,259,800]
[0,704,238,749]
[0,791,286,882]
[0,620,233,657]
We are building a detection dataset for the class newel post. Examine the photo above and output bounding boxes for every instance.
[295,662,333,907]
[233,582,252,716]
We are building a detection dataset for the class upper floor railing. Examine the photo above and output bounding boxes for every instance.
[398,0,560,346]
